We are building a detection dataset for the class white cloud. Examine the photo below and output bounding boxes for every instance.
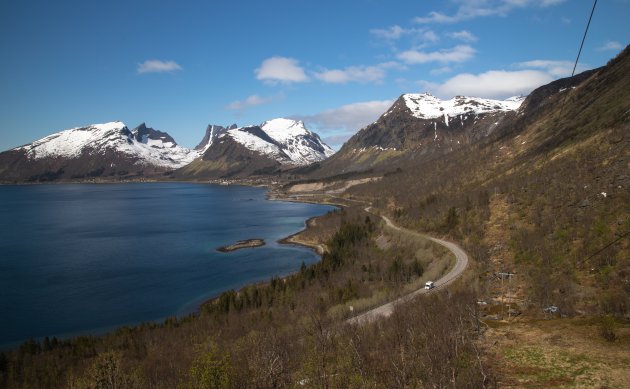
[137,60,182,74]
[449,30,478,42]
[315,66,385,84]
[422,70,553,99]
[414,0,566,24]
[397,45,475,64]
[421,55,589,99]
[314,62,403,84]
[226,94,274,110]
[297,100,394,147]
[515,59,587,77]
[597,41,623,51]
[255,57,309,84]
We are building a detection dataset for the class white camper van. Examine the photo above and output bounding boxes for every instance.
[424,281,435,290]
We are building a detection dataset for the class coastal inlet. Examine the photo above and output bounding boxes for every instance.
[0,183,334,349]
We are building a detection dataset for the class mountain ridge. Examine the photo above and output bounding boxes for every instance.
[175,118,334,179]
[0,118,334,182]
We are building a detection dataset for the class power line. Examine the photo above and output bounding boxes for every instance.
[572,0,598,77]
[585,229,630,262]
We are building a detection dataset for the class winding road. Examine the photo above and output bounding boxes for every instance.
[347,208,469,325]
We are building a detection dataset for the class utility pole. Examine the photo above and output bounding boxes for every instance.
[498,272,516,320]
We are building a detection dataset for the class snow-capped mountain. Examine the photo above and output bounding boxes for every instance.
[220,118,334,165]
[0,117,335,182]
[313,93,526,175]
[16,121,199,168]
[0,121,199,182]
[176,118,334,179]
[349,93,525,151]
[400,93,524,124]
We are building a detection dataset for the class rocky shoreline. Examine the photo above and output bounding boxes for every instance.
[216,238,265,252]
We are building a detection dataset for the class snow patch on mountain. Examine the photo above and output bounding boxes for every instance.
[223,127,284,159]
[402,93,524,126]
[261,118,309,142]
[15,121,199,169]
[219,118,334,166]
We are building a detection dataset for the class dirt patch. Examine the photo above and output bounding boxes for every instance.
[375,234,391,250]
[484,195,513,268]
[287,182,327,193]
[287,177,381,194]
[484,317,630,388]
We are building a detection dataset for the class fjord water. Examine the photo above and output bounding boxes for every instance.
[0,183,333,349]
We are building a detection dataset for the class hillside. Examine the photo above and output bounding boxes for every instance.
[342,45,629,310]
[279,45,630,386]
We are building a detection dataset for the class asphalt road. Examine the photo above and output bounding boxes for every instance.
[347,209,469,325]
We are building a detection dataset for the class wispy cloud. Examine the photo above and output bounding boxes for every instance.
[414,0,566,24]
[370,25,407,40]
[540,0,566,6]
[370,25,439,44]
[515,59,587,77]
[421,69,554,99]
[137,60,182,74]
[430,66,453,75]
[314,62,404,84]
[597,41,623,51]
[226,94,275,111]
[255,57,309,84]
[296,100,394,148]
[397,45,475,64]
[448,30,478,42]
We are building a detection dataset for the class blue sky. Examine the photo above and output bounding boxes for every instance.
[0,0,628,151]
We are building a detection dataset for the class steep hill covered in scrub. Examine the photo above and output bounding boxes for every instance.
[342,45,630,316]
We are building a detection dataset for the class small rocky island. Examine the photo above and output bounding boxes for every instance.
[217,239,265,252]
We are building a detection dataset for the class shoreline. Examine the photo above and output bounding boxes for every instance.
[277,216,327,256]
[1,180,340,350]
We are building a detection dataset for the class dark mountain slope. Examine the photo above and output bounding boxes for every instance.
[308,94,524,177]
[343,45,630,315]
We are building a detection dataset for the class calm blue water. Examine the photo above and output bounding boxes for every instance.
[0,183,333,349]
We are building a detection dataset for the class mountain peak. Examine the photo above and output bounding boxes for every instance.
[194,124,236,151]
[210,119,334,166]
[134,122,148,133]
[10,121,197,172]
